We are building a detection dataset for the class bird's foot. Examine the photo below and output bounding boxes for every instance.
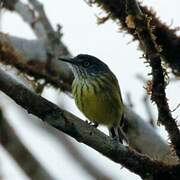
[109,127,124,144]
[113,135,120,142]
[85,120,99,128]
[113,136,120,144]
[92,122,99,128]
[112,135,120,147]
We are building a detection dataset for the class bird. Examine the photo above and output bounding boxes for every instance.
[59,54,126,142]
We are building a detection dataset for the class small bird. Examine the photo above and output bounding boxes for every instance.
[59,54,125,142]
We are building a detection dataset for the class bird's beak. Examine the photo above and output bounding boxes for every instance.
[58,58,74,64]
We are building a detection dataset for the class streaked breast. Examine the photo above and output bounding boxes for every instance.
[72,74,123,127]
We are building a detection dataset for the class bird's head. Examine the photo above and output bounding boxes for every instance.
[59,54,111,79]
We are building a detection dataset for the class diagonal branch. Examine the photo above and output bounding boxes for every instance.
[0,68,180,179]
[0,109,54,180]
[27,0,71,75]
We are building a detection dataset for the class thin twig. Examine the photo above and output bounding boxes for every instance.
[136,74,155,127]
[143,95,155,127]
[126,92,134,108]
[2,0,73,86]
[28,0,71,73]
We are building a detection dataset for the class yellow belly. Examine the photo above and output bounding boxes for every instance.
[72,77,123,127]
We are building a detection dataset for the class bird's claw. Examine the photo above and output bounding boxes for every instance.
[112,135,120,147]
[85,120,98,128]
[113,135,120,143]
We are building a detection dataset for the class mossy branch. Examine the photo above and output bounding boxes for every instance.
[89,0,180,76]
[124,0,180,159]
[89,0,180,160]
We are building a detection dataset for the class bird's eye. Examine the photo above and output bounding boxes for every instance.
[83,61,90,67]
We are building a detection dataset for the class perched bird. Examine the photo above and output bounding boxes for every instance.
[59,54,125,142]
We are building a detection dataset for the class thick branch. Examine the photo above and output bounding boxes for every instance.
[0,68,179,179]
[0,110,53,180]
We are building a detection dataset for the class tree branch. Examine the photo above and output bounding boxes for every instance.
[88,0,180,160]
[0,109,54,180]
[2,0,73,84]
[27,0,72,75]
[124,0,180,159]
[0,68,179,179]
[88,0,180,76]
